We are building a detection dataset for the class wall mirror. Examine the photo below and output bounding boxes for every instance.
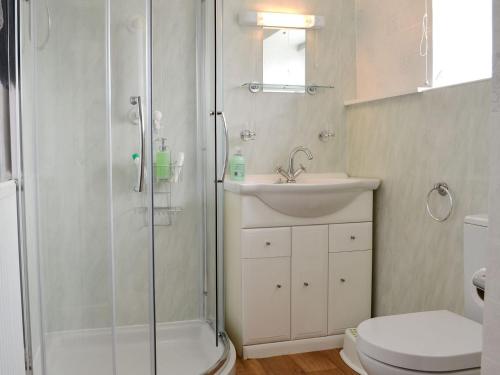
[262,27,306,93]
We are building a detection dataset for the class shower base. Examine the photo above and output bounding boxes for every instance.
[41,320,235,375]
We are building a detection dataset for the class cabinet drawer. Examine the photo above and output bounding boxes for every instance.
[242,258,291,345]
[329,222,372,252]
[241,227,291,258]
[328,251,372,335]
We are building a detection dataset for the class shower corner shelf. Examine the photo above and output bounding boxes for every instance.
[136,161,185,227]
[241,82,335,95]
[152,206,184,227]
[152,168,183,226]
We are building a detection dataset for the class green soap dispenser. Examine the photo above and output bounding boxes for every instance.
[229,147,246,181]
[155,138,171,180]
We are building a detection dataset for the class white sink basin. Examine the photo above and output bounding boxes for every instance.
[224,173,380,218]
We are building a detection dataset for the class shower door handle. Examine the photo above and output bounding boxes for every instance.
[216,111,229,183]
[131,96,145,192]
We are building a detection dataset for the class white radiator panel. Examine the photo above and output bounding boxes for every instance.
[0,181,26,375]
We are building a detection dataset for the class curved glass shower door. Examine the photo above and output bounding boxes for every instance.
[151,0,227,373]
[20,0,155,374]
[19,0,227,374]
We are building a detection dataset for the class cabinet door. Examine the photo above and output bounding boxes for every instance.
[242,257,291,345]
[292,225,328,340]
[328,251,372,335]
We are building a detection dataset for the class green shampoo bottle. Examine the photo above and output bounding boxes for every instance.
[155,138,171,180]
[229,147,246,181]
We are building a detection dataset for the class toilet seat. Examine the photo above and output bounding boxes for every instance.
[357,310,482,372]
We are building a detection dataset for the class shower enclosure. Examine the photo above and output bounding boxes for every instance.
[16,0,232,374]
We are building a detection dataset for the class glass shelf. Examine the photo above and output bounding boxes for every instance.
[241,82,334,95]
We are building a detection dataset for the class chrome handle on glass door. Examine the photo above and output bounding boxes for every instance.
[131,96,145,192]
[217,111,229,183]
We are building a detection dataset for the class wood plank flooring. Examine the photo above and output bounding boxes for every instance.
[235,349,359,375]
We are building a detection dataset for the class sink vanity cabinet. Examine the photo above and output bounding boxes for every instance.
[224,174,379,358]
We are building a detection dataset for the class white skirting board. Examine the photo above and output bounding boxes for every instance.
[0,181,26,375]
[243,334,345,359]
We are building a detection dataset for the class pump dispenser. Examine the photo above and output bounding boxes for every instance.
[229,147,246,181]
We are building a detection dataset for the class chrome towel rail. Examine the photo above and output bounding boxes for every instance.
[426,182,454,222]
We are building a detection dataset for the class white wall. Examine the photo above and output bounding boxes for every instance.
[347,81,490,316]
[223,0,356,174]
[481,0,500,372]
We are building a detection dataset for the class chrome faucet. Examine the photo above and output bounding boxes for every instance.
[276,146,314,183]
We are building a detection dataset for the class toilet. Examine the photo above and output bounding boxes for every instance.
[356,215,487,375]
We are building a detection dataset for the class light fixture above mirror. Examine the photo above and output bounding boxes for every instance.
[238,11,325,29]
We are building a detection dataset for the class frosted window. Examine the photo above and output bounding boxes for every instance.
[354,0,428,100]
[432,0,492,87]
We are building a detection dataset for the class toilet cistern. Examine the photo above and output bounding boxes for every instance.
[276,146,314,183]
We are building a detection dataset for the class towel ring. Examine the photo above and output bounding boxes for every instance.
[426,182,453,222]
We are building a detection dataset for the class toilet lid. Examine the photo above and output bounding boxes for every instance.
[357,310,482,372]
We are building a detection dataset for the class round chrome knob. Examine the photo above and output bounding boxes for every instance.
[303,282,309,287]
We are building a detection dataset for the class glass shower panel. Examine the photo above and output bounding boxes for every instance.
[24,1,116,374]
[201,0,220,335]
[151,0,224,373]
[19,0,42,373]
[151,0,204,328]
[109,1,155,375]
[21,0,226,373]
[20,0,154,374]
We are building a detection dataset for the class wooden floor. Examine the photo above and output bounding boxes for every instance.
[235,349,358,375]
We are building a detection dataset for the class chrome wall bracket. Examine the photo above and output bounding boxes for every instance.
[319,130,335,142]
[306,86,318,95]
[240,129,256,142]
[248,82,261,93]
